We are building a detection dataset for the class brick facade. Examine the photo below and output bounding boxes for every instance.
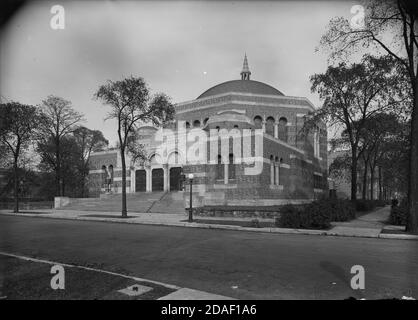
[88,74,328,207]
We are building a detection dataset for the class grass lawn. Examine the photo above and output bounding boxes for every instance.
[0,255,174,300]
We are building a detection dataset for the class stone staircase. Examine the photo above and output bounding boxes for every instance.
[147,191,186,214]
[57,192,186,214]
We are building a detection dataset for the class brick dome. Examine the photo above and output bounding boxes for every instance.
[197,80,284,99]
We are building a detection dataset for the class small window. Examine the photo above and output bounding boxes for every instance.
[278,117,288,142]
[229,153,235,179]
[253,116,263,129]
[266,116,275,136]
[217,155,224,179]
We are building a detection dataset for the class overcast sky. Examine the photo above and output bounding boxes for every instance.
[0,0,358,145]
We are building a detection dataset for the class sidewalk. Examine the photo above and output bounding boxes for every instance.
[328,206,391,238]
[1,206,417,240]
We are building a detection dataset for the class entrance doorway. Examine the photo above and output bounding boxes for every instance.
[170,167,183,191]
[152,168,164,191]
[135,170,146,192]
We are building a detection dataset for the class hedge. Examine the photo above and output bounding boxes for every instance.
[354,200,376,212]
[275,199,356,230]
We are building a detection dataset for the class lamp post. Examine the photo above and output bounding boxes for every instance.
[188,173,194,222]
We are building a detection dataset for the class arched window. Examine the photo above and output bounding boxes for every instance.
[108,165,114,184]
[274,157,279,185]
[185,121,190,129]
[233,125,239,129]
[266,116,275,136]
[193,120,201,128]
[229,154,235,180]
[217,154,224,180]
[278,117,288,142]
[270,155,274,185]
[101,165,107,187]
[253,116,263,129]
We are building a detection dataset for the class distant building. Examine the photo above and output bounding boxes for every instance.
[88,55,328,207]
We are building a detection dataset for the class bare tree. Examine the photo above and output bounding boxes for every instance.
[94,76,175,217]
[319,0,418,231]
[0,102,40,212]
[39,95,84,196]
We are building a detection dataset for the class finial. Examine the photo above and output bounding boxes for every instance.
[240,53,251,80]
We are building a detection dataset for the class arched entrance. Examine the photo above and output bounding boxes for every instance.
[169,167,183,191]
[152,168,164,191]
[135,169,146,192]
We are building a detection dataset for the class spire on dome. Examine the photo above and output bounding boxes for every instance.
[240,53,251,80]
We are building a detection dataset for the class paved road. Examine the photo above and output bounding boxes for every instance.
[1,215,417,299]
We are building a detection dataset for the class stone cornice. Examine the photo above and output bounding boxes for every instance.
[175,92,316,113]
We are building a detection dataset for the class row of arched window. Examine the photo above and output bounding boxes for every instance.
[216,154,235,180]
[185,118,210,129]
[184,116,289,142]
[270,156,283,186]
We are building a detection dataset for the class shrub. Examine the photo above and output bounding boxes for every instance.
[250,218,261,228]
[275,199,356,230]
[302,201,332,229]
[374,200,387,207]
[328,199,356,221]
[389,205,408,226]
[355,200,376,212]
[276,204,302,228]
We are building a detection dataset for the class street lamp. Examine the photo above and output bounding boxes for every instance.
[188,173,194,222]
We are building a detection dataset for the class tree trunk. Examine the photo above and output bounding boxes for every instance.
[80,169,86,198]
[378,166,383,201]
[370,164,375,201]
[407,80,418,233]
[351,148,358,201]
[362,162,368,200]
[121,148,127,218]
[56,137,61,197]
[13,155,19,213]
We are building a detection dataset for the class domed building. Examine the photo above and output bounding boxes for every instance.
[88,55,328,208]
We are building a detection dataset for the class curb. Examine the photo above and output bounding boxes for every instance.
[1,211,416,240]
[378,233,418,240]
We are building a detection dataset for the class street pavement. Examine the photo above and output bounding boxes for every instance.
[1,206,416,239]
[1,215,417,299]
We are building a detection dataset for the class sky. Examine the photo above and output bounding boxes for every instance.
[0,0,359,145]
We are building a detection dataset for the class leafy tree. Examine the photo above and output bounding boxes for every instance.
[329,113,409,201]
[73,126,108,197]
[94,76,175,217]
[359,113,404,199]
[37,135,83,198]
[38,96,84,196]
[0,102,41,212]
[307,54,407,200]
[319,0,418,232]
